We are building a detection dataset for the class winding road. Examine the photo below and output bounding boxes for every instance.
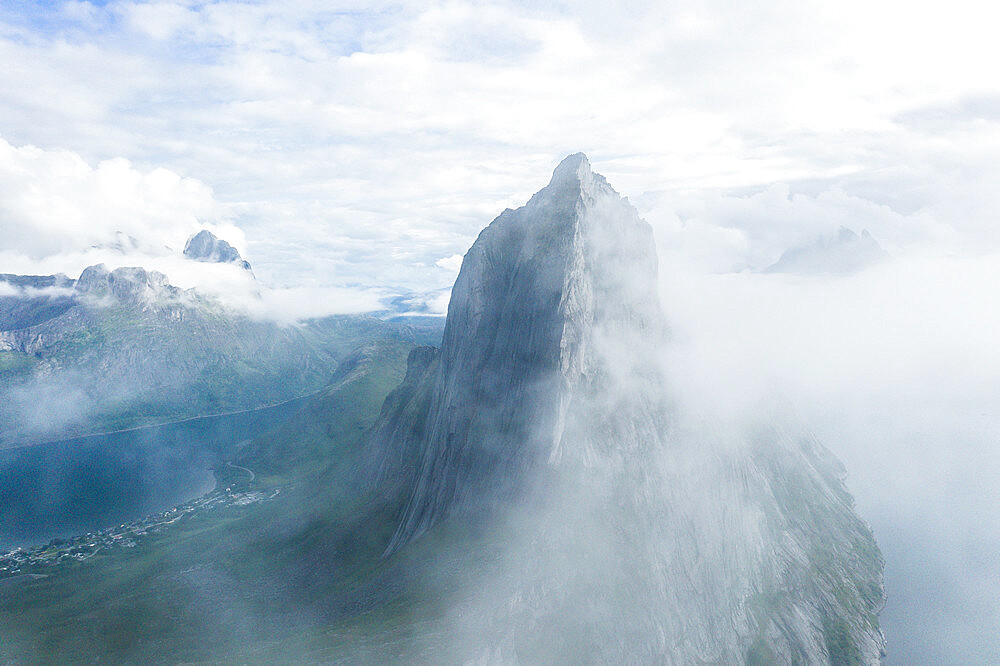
[225,462,255,483]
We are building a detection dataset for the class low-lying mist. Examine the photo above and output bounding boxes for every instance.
[657,249,1000,662]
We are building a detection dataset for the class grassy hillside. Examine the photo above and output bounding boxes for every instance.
[0,339,423,662]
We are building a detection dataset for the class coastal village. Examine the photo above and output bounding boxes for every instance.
[0,465,274,582]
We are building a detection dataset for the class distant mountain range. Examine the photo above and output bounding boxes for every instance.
[765,226,887,275]
[0,235,442,447]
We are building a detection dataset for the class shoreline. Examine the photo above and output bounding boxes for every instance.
[0,391,317,453]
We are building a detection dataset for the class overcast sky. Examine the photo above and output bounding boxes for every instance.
[2,0,1000,301]
[3,2,1000,660]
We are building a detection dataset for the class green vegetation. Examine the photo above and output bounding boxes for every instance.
[822,612,864,665]
[1,332,883,663]
[0,296,443,446]
[746,637,778,666]
[239,340,412,482]
[0,350,37,375]
[0,339,424,662]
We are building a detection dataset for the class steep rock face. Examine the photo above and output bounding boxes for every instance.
[183,229,254,273]
[369,155,885,663]
[385,153,666,551]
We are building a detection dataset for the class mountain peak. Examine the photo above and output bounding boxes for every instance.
[548,152,592,186]
[183,230,253,273]
[379,155,663,552]
[361,157,884,661]
[837,226,859,242]
[539,153,619,207]
[765,226,887,275]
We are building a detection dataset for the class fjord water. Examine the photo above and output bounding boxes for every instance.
[0,398,307,550]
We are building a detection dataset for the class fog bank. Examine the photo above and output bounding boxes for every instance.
[657,249,1000,662]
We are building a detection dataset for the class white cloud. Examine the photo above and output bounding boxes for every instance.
[435,253,464,273]
[123,1,198,41]
[657,249,1000,661]
[251,284,388,324]
[0,136,230,260]
[2,1,998,320]
[643,181,957,274]
[1,0,998,300]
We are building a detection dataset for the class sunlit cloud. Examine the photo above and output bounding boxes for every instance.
[0,136,231,259]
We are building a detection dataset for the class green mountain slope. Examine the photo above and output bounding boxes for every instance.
[0,266,442,447]
[0,340,417,662]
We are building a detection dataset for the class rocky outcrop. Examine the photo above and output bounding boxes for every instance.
[74,264,180,305]
[380,153,667,550]
[183,230,253,274]
[366,154,885,663]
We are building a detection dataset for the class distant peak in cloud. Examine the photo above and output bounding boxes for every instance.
[90,230,172,257]
[90,231,140,254]
[764,226,888,276]
[183,230,254,275]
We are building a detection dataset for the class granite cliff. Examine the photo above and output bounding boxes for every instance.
[364,154,886,663]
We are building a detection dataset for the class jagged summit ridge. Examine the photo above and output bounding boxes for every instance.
[184,229,253,274]
[75,264,179,304]
[535,152,618,211]
[547,151,592,186]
